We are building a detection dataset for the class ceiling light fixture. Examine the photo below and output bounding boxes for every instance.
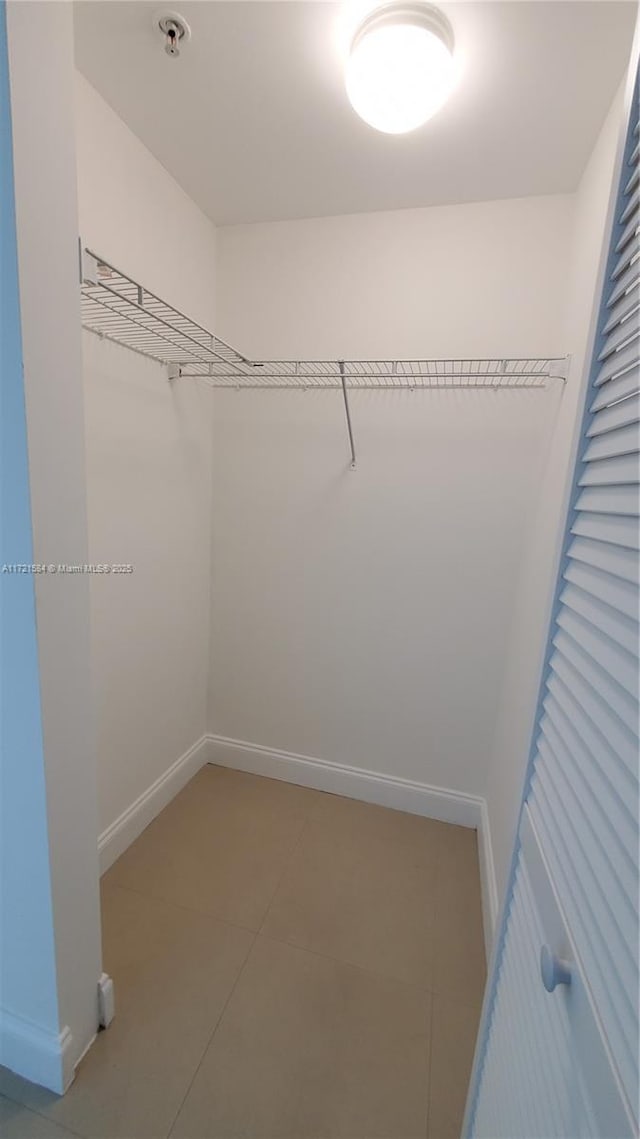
[345,2,455,134]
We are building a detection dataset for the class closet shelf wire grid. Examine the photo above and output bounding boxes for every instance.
[80,248,568,390]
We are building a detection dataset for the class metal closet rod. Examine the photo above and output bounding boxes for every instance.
[79,244,569,470]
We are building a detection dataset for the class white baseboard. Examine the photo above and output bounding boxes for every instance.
[98,734,211,873]
[97,728,497,959]
[208,733,498,958]
[478,799,499,956]
[0,1010,74,1094]
[207,733,482,827]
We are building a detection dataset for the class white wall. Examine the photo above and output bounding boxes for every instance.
[75,73,217,331]
[485,78,632,912]
[74,74,217,840]
[210,386,560,796]
[3,1,102,1091]
[215,194,572,360]
[211,194,572,798]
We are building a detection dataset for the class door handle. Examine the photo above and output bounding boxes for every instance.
[540,944,572,993]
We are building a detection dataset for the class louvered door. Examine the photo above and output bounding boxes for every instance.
[466,75,638,1139]
[471,809,634,1139]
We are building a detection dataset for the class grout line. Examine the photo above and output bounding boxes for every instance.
[0,1092,88,1139]
[102,881,258,936]
[256,930,435,997]
[107,775,482,1138]
[98,771,479,1139]
[111,861,478,1003]
[424,831,450,1139]
[431,830,445,995]
[106,815,484,1006]
[425,991,435,1139]
[164,928,260,1139]
[255,796,320,936]
[163,784,323,1137]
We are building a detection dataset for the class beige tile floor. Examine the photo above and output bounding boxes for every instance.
[0,765,486,1139]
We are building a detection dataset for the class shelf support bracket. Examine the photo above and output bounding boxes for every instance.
[339,361,356,469]
[548,355,570,384]
[81,246,100,287]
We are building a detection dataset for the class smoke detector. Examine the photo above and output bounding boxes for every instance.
[154,10,191,57]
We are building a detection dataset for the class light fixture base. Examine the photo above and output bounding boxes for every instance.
[350,2,454,57]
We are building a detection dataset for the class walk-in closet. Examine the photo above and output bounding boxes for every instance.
[1,2,638,1137]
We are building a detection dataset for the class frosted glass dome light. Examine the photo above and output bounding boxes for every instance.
[345,3,455,134]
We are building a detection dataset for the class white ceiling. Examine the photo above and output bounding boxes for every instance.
[73,1,636,226]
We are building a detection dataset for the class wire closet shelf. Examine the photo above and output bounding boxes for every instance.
[80,248,568,391]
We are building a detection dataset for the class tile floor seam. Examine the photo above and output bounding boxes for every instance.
[103,880,259,936]
[0,1092,89,1139]
[425,989,436,1139]
[429,986,482,1011]
[60,779,482,1139]
[432,831,446,929]
[255,929,436,997]
[164,927,260,1139]
[255,805,317,936]
[168,932,435,1139]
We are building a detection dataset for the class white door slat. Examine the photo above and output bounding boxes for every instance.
[559,581,639,655]
[547,662,638,783]
[541,700,637,864]
[563,558,639,619]
[606,259,640,309]
[571,509,640,550]
[575,483,639,517]
[587,392,639,433]
[533,762,637,978]
[611,231,638,277]
[549,642,638,768]
[615,203,639,251]
[583,420,639,461]
[602,284,639,331]
[545,678,636,808]
[620,181,640,223]
[590,368,640,410]
[599,317,640,359]
[595,340,639,385]
[556,606,638,698]
[577,453,639,486]
[540,709,638,890]
[566,534,639,581]
[553,626,639,735]
[624,164,639,196]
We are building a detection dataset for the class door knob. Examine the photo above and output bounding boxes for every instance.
[540,944,572,993]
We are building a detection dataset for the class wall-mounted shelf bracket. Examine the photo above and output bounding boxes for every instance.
[549,356,571,383]
[81,247,100,288]
[339,361,357,469]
